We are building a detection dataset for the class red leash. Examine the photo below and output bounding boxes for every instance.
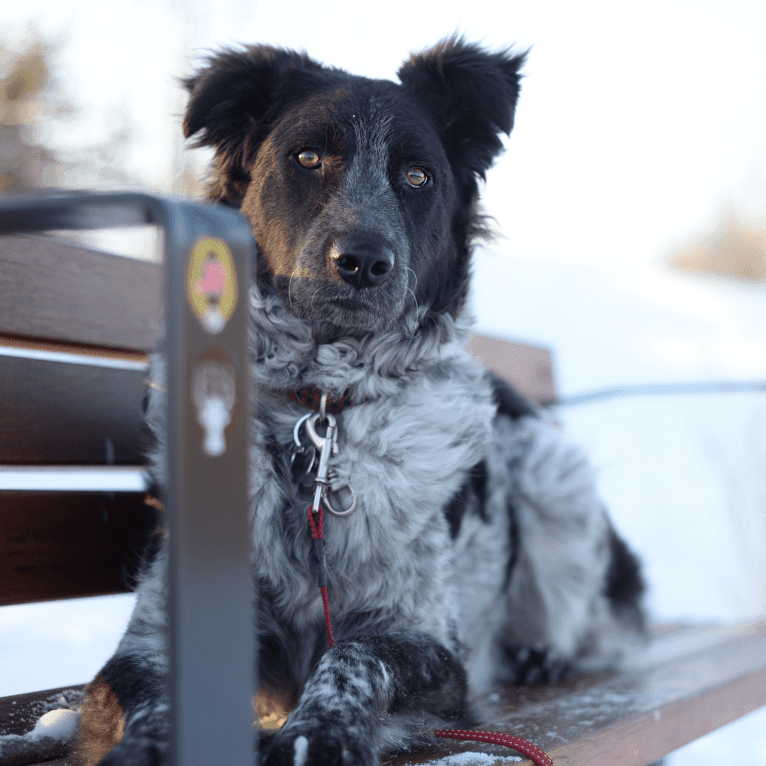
[307,505,334,648]
[306,504,554,766]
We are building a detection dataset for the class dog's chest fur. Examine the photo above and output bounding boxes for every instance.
[245,290,496,660]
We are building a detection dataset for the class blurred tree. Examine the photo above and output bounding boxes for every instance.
[1,33,142,195]
[0,40,63,192]
[669,209,766,282]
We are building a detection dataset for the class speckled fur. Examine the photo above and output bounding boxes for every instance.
[78,37,646,766]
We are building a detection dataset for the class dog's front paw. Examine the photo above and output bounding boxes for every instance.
[504,645,572,685]
[262,727,376,766]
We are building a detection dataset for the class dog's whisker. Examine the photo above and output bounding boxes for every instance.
[404,267,420,339]
[309,285,323,313]
[288,267,299,308]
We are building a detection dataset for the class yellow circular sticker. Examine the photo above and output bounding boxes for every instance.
[187,237,239,334]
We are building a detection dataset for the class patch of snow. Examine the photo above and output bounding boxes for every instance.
[28,709,80,742]
[0,593,135,696]
[671,707,766,766]
[403,753,521,766]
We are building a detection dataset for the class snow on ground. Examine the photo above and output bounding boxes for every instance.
[1,250,765,762]
[0,595,135,697]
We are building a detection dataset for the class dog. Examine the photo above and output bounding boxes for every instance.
[78,37,647,766]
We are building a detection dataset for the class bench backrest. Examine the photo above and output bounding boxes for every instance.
[0,233,159,605]
[0,232,555,606]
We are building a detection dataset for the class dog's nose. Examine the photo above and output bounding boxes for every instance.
[331,237,395,288]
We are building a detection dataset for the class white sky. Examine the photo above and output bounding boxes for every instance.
[2,0,766,269]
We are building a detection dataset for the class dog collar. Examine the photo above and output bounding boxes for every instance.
[282,385,361,414]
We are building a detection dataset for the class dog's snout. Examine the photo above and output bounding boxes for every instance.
[331,237,395,289]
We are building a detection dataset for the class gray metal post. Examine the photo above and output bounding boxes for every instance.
[163,200,255,766]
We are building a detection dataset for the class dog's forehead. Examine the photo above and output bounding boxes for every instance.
[274,79,439,153]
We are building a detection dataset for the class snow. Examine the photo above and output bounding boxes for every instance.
[28,709,80,742]
[0,594,135,697]
[403,752,521,766]
[472,250,766,764]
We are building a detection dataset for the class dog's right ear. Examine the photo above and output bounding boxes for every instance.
[183,46,322,203]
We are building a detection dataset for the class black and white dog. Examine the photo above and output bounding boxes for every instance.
[78,38,646,766]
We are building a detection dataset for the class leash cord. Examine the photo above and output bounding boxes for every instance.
[305,503,555,765]
[307,505,334,648]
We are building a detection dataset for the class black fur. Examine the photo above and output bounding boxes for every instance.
[605,526,647,630]
[489,372,539,421]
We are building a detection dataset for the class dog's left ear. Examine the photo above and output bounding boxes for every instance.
[398,37,527,182]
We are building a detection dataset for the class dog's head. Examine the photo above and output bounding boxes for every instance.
[183,38,525,335]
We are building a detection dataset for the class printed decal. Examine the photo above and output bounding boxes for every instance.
[187,237,239,334]
[192,359,237,457]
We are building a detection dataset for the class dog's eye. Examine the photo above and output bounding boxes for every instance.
[405,167,428,188]
[296,150,322,169]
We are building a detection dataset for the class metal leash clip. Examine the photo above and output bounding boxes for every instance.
[304,409,357,517]
[290,412,316,487]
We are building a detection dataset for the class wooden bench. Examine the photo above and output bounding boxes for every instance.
[1,205,765,766]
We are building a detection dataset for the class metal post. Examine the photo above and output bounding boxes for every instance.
[163,199,255,766]
[0,191,256,766]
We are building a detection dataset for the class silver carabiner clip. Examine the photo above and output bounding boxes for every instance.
[304,411,357,516]
[293,412,312,448]
[304,411,337,460]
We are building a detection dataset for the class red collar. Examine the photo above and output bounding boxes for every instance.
[282,385,356,414]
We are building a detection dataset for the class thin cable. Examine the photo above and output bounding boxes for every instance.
[551,380,766,408]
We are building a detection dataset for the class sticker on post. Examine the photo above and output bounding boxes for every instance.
[187,237,239,334]
[192,360,237,457]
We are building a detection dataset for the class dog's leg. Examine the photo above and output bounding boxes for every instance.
[78,652,169,766]
[262,633,469,766]
[78,552,170,766]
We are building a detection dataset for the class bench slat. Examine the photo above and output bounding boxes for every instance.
[0,234,161,352]
[0,491,157,605]
[466,333,556,405]
[2,623,764,766]
[390,621,766,766]
[0,352,148,464]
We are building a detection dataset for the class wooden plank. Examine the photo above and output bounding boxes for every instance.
[0,351,148,464]
[388,621,766,766]
[0,234,161,351]
[0,491,158,605]
[466,333,556,405]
